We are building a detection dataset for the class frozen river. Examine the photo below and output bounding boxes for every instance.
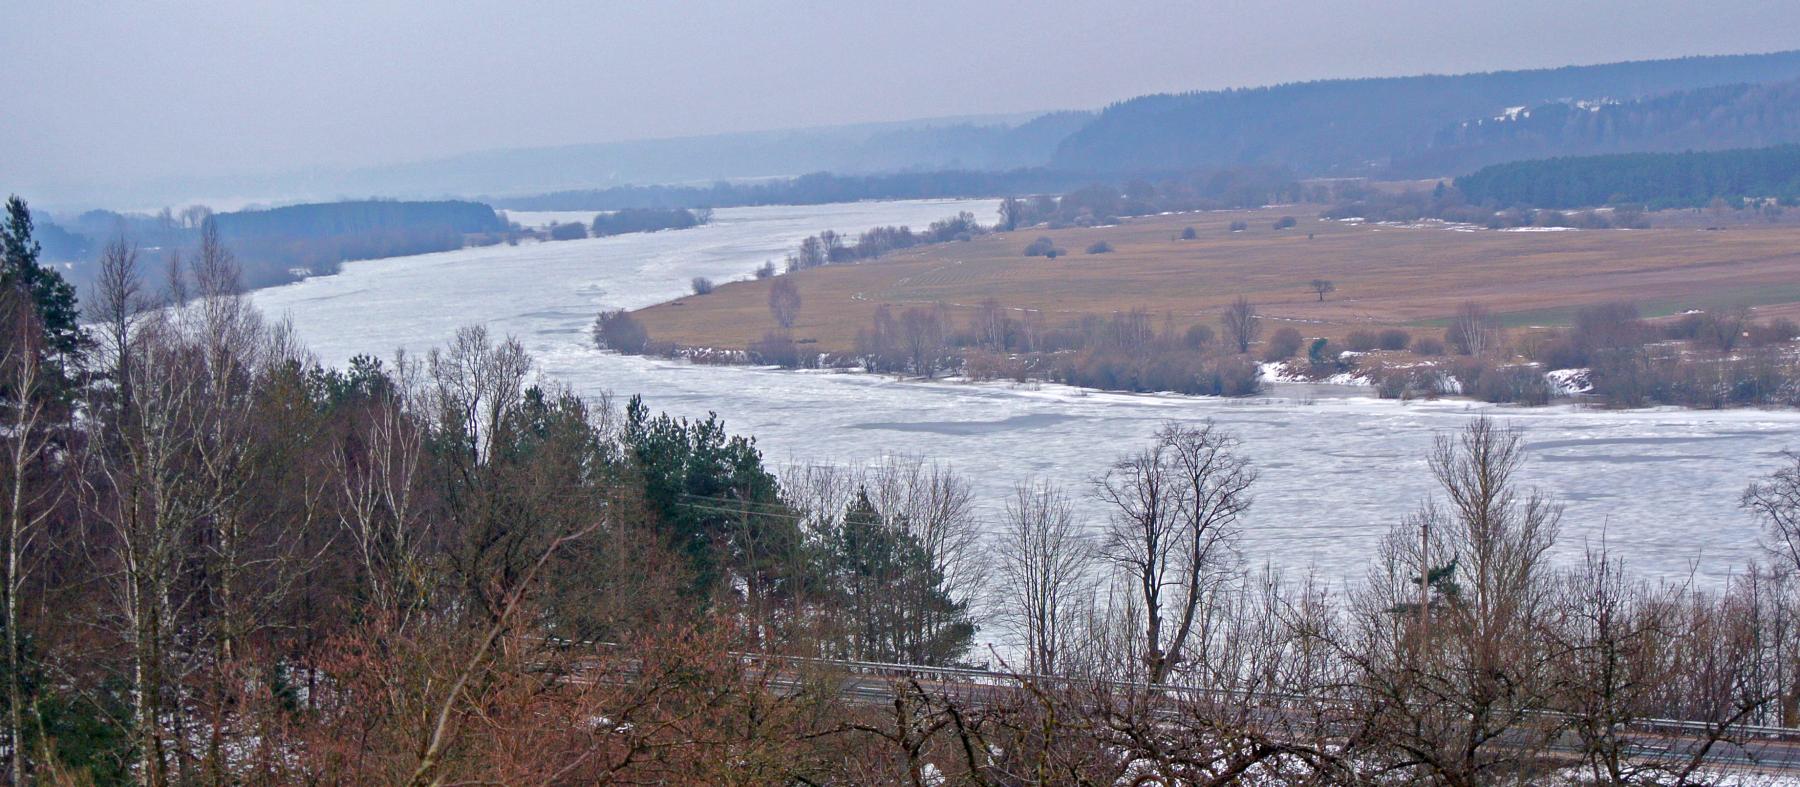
[253,199,1800,588]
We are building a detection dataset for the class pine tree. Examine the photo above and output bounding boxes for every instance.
[827,490,974,665]
[1,196,84,363]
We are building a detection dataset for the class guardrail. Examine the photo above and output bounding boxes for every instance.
[548,638,1800,750]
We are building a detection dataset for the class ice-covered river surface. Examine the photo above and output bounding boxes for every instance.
[254,198,1800,589]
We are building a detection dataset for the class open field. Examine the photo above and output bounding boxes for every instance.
[632,206,1800,353]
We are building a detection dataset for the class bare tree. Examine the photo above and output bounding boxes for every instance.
[1446,301,1497,356]
[898,305,948,378]
[426,325,531,461]
[1340,416,1563,783]
[1097,422,1252,683]
[768,276,801,330]
[973,297,1008,351]
[332,353,435,619]
[1309,279,1336,302]
[178,204,213,230]
[993,480,1094,674]
[864,456,984,662]
[93,233,146,390]
[0,291,59,785]
[1743,451,1800,575]
[998,197,1024,232]
[1221,297,1261,354]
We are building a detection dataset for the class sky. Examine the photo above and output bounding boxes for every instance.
[5,0,1800,205]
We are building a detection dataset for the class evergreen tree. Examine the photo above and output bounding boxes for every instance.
[826,490,974,666]
[622,396,808,607]
[1,196,84,363]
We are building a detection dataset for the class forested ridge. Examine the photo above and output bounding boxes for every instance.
[1402,78,1800,174]
[1050,50,1800,175]
[1455,144,1800,208]
[484,50,1800,214]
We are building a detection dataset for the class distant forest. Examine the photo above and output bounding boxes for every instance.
[39,200,508,291]
[1454,144,1800,209]
[588,207,711,237]
[491,51,1800,215]
[491,169,1105,212]
[214,200,506,285]
[1049,50,1800,176]
[1400,79,1800,175]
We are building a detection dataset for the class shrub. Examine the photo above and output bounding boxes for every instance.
[1024,236,1057,257]
[690,276,715,295]
[749,331,804,368]
[592,309,649,353]
[1747,317,1799,347]
[1180,226,1198,240]
[1264,327,1304,361]
[1044,247,1063,259]
[1345,330,1380,352]
[754,260,776,279]
[1572,301,1647,354]
[1183,324,1215,349]
[962,350,1027,382]
[1413,336,1446,356]
[1273,216,1298,230]
[1214,355,1263,396]
[547,222,588,241]
[1375,367,1443,400]
[1472,364,1554,406]
[1534,336,1588,370]
[1307,337,1335,366]
[1051,348,1261,396]
[1228,220,1249,232]
[1376,329,1411,351]
[1085,240,1114,254]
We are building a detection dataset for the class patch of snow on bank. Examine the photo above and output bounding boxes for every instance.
[1547,368,1592,396]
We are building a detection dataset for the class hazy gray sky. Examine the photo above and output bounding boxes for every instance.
[5,0,1799,200]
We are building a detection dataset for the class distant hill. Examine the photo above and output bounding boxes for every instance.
[313,112,1093,200]
[1398,79,1800,175]
[46,51,1800,212]
[1454,144,1800,209]
[1050,50,1800,176]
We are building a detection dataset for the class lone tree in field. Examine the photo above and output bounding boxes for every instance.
[1222,296,1261,354]
[1309,279,1336,302]
[768,277,801,330]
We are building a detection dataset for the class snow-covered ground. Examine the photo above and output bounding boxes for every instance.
[253,198,1800,590]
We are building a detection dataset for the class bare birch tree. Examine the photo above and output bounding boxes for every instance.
[993,480,1093,675]
[0,291,60,784]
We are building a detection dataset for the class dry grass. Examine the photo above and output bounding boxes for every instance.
[632,206,1800,354]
